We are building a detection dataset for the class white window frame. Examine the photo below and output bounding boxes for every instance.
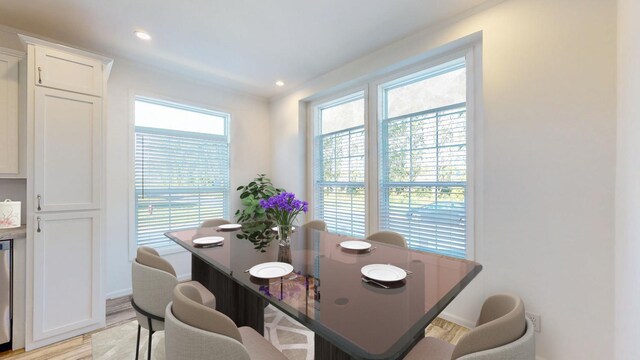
[305,39,481,260]
[309,90,368,237]
[128,92,232,259]
[307,86,369,229]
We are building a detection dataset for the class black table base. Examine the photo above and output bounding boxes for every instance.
[191,255,265,333]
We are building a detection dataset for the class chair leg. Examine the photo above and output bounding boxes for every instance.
[147,317,153,359]
[148,331,153,359]
[135,324,141,360]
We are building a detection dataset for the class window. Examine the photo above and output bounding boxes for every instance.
[134,97,230,248]
[309,53,474,259]
[379,59,467,258]
[313,93,366,237]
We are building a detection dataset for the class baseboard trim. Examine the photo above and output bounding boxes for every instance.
[438,311,475,329]
[26,321,105,351]
[106,288,132,299]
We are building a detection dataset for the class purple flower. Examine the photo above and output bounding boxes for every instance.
[260,192,308,226]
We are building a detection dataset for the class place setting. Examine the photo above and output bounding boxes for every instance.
[245,262,298,285]
[337,240,377,254]
[360,263,410,290]
[216,223,243,232]
[192,236,225,248]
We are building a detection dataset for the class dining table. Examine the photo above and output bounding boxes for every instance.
[165,226,482,360]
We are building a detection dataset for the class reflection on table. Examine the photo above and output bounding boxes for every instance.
[166,227,481,359]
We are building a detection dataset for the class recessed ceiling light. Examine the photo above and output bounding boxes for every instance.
[134,31,151,41]
[275,81,285,87]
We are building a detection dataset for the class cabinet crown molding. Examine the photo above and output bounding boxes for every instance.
[18,34,113,76]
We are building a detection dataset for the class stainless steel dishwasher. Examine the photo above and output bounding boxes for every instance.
[0,240,11,351]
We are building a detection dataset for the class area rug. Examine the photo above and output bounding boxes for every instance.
[91,306,312,360]
[92,321,165,360]
[264,305,314,360]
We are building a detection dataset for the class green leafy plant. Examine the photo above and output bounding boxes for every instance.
[234,174,285,252]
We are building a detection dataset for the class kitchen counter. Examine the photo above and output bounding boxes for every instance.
[0,225,26,240]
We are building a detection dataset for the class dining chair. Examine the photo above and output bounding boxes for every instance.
[131,246,216,360]
[199,218,231,228]
[366,230,407,248]
[404,294,534,360]
[165,283,288,360]
[302,219,328,231]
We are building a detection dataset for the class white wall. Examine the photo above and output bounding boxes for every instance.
[615,0,640,358]
[105,59,272,297]
[269,0,616,359]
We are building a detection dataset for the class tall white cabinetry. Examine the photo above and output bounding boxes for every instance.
[20,35,112,350]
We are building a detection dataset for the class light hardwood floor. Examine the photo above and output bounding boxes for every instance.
[0,295,468,359]
[0,296,135,360]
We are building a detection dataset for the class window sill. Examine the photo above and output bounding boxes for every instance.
[153,244,188,257]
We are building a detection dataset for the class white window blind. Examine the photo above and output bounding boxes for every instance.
[379,59,468,258]
[314,94,366,237]
[134,98,229,247]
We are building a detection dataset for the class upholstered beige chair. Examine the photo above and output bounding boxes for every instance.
[132,246,216,360]
[302,219,328,231]
[199,218,231,228]
[165,283,288,360]
[366,230,407,248]
[405,294,534,360]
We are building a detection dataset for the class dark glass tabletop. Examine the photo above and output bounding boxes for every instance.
[166,227,481,359]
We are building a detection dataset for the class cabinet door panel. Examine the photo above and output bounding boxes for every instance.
[32,211,101,341]
[0,52,19,174]
[34,88,101,211]
[34,47,102,96]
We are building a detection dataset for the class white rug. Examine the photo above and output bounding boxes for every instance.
[92,321,165,360]
[264,305,314,360]
[92,307,313,360]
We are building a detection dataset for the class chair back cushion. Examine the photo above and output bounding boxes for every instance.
[366,231,407,248]
[165,303,251,360]
[199,218,231,228]
[131,260,178,330]
[456,318,535,360]
[172,283,243,343]
[303,220,327,231]
[451,294,526,359]
[137,246,176,277]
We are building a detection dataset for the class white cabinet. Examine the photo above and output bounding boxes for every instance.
[0,51,19,174]
[31,211,101,341]
[33,87,101,212]
[34,47,103,96]
[20,34,112,350]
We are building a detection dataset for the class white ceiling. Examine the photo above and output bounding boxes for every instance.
[0,0,490,97]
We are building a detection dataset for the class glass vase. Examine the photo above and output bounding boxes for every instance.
[277,224,293,264]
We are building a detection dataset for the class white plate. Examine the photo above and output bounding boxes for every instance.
[249,262,294,279]
[340,240,372,251]
[218,223,242,230]
[193,236,224,245]
[361,264,407,282]
[271,226,296,232]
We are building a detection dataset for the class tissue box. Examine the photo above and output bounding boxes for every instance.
[0,199,21,229]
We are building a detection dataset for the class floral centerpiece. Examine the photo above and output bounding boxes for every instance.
[259,192,308,263]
